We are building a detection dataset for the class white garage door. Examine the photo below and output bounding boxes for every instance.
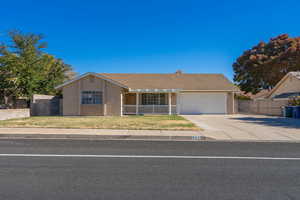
[180,93,227,114]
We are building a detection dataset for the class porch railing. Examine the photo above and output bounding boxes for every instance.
[123,105,177,115]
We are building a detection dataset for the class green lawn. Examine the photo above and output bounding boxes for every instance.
[0,115,199,131]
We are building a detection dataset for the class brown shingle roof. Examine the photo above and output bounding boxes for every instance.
[241,89,270,99]
[266,71,300,98]
[100,73,239,91]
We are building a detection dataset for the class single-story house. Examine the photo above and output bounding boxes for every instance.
[55,71,239,116]
[266,71,300,100]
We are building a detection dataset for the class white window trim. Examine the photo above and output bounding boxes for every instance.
[81,91,103,105]
[141,93,167,105]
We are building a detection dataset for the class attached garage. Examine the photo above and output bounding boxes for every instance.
[179,92,227,114]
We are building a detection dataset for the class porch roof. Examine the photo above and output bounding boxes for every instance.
[128,89,181,93]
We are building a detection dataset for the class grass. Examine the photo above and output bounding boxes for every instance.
[0,115,199,131]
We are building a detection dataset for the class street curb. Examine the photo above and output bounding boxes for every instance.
[0,134,212,141]
[0,134,299,143]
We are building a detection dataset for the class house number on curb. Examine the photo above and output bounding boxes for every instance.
[192,136,202,140]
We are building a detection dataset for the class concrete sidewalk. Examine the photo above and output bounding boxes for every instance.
[0,128,204,141]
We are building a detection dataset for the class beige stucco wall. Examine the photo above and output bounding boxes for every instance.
[80,104,103,116]
[80,76,104,116]
[171,93,176,105]
[270,76,300,98]
[106,81,123,116]
[226,92,235,114]
[124,93,136,105]
[63,81,79,116]
[62,75,123,116]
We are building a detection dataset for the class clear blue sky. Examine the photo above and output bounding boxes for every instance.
[1,0,300,80]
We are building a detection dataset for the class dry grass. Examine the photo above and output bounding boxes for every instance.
[0,115,199,131]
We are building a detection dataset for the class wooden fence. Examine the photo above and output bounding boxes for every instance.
[30,94,62,116]
[238,99,289,116]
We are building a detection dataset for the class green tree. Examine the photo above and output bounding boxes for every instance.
[233,34,300,94]
[0,44,21,105]
[0,31,75,105]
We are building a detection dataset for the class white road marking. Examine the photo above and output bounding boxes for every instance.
[0,154,299,160]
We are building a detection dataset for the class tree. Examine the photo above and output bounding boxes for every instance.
[0,31,75,105]
[233,34,300,94]
[0,43,22,105]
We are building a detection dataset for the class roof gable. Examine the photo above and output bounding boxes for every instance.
[55,72,128,90]
[267,71,300,98]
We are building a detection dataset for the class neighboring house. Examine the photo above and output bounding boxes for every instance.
[241,89,270,100]
[266,71,300,100]
[55,71,239,116]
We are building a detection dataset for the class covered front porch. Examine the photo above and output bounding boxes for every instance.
[122,91,178,115]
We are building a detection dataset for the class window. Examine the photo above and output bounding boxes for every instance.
[81,91,102,104]
[141,93,166,105]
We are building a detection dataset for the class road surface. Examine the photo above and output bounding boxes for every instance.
[0,139,299,200]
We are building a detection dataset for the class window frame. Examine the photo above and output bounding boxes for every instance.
[141,93,167,105]
[81,91,103,105]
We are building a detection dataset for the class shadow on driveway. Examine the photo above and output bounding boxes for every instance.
[229,116,300,129]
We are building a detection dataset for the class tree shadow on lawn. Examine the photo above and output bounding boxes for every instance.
[229,116,300,129]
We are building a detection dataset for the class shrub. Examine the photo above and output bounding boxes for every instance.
[288,96,300,106]
[235,94,251,100]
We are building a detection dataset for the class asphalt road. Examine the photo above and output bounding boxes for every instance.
[0,139,300,200]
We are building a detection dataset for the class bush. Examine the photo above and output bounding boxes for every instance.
[288,96,300,106]
[235,94,251,100]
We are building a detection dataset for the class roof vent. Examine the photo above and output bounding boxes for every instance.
[175,70,183,75]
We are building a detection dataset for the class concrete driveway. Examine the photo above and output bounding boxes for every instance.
[183,114,300,141]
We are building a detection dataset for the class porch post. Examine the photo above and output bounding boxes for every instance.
[120,92,123,116]
[103,81,107,116]
[176,92,180,114]
[136,93,139,115]
[232,92,235,114]
[78,81,81,115]
[168,92,172,115]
